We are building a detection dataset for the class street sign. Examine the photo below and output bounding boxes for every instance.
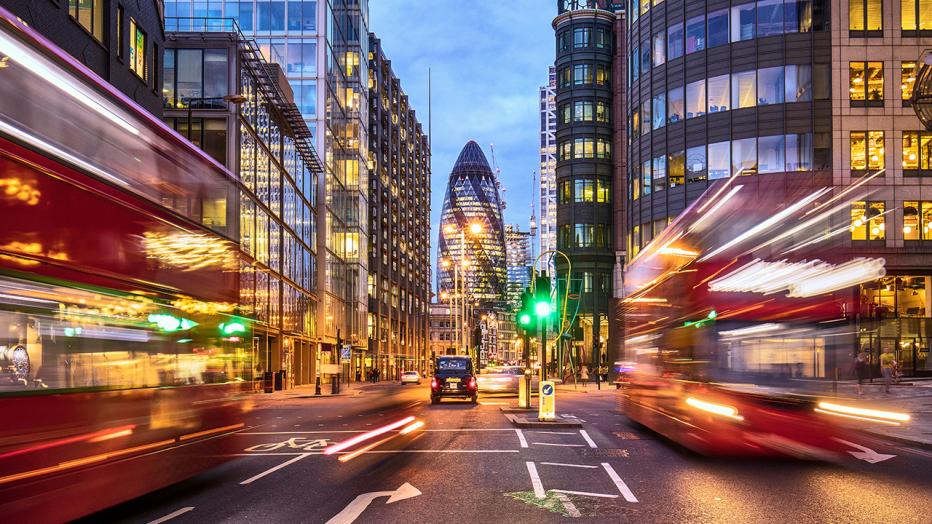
[341,344,351,362]
[539,381,555,421]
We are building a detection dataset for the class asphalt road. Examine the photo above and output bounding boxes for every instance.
[86,384,932,523]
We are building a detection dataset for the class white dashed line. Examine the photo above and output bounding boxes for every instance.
[516,429,528,448]
[601,462,638,502]
[526,461,546,499]
[530,431,575,435]
[146,507,194,524]
[240,454,311,485]
[580,430,597,448]
[540,462,599,469]
[533,442,584,447]
[551,489,617,499]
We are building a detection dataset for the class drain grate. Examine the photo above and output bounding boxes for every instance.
[613,431,642,440]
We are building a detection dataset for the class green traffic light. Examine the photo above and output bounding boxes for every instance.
[518,312,532,326]
[220,321,247,335]
[534,301,552,318]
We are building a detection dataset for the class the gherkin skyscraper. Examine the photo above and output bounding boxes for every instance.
[438,141,507,309]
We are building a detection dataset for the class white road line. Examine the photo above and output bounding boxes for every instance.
[533,442,585,447]
[551,489,618,499]
[146,507,195,524]
[580,430,598,448]
[540,462,599,469]
[232,450,520,456]
[601,462,638,503]
[240,429,515,435]
[526,461,546,499]
[240,453,310,485]
[530,431,575,435]
[516,429,528,448]
[554,492,582,518]
[406,401,422,408]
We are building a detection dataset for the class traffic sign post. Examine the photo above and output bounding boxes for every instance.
[538,381,555,421]
[341,344,351,363]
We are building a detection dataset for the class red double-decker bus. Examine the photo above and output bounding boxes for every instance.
[0,8,254,520]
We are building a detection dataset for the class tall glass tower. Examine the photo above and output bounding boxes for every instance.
[438,141,507,310]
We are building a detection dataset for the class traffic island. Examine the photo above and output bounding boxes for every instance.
[503,413,582,428]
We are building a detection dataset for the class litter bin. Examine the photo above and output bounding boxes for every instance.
[263,371,274,393]
[274,370,284,391]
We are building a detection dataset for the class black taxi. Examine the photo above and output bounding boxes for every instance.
[430,356,478,404]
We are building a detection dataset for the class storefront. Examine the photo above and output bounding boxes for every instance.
[858,276,932,376]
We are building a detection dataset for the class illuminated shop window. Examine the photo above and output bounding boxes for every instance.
[849,61,884,104]
[850,201,886,240]
[850,131,885,171]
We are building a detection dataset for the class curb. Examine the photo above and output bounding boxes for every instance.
[503,413,582,428]
[500,406,537,413]
[864,429,932,451]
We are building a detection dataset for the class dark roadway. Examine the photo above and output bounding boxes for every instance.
[87,384,932,523]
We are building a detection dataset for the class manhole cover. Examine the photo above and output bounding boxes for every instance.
[577,448,630,458]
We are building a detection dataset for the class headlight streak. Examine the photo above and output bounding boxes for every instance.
[816,402,910,425]
[708,258,886,298]
[685,397,744,421]
[336,420,424,463]
[323,416,416,456]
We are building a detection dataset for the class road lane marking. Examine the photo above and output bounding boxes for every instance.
[240,429,516,435]
[540,462,598,469]
[580,430,598,448]
[526,462,545,499]
[533,442,584,447]
[554,492,582,518]
[147,507,194,524]
[405,401,422,408]
[516,429,528,448]
[551,489,617,499]
[240,453,311,484]
[530,431,575,435]
[325,483,421,524]
[601,462,638,502]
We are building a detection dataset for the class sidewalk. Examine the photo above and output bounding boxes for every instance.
[252,380,381,401]
[824,380,932,450]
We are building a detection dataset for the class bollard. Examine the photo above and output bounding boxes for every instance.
[315,376,322,396]
[331,373,340,395]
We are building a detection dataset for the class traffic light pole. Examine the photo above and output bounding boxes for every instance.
[539,315,547,381]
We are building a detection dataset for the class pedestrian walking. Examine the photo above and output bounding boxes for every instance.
[579,364,589,383]
[852,352,868,395]
[880,348,896,394]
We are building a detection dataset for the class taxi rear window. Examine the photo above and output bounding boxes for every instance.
[437,358,469,371]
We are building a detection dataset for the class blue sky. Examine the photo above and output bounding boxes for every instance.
[369,1,556,281]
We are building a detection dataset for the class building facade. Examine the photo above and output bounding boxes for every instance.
[504,224,532,308]
[437,141,508,310]
[162,30,322,387]
[621,0,932,375]
[367,34,431,380]
[552,1,623,373]
[165,0,370,377]
[539,66,558,270]
[429,302,458,358]
[2,0,166,115]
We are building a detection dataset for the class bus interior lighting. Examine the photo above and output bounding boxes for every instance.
[685,397,744,421]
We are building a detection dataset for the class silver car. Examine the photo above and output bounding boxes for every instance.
[476,366,538,394]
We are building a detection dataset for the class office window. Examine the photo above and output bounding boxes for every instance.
[574,101,594,122]
[850,0,883,32]
[667,23,684,60]
[785,0,811,32]
[652,32,665,66]
[558,30,570,52]
[731,3,756,41]
[640,44,651,75]
[758,135,786,173]
[652,93,666,129]
[732,137,758,176]
[850,131,885,170]
[560,66,572,87]
[707,74,730,112]
[596,101,610,122]
[687,145,707,183]
[652,156,667,192]
[631,107,640,140]
[849,61,884,104]
[708,9,729,47]
[786,133,814,171]
[129,19,147,80]
[708,141,731,179]
[574,138,595,159]
[287,0,317,32]
[785,64,813,102]
[68,0,104,42]
[732,70,757,109]
[560,103,571,124]
[685,15,705,54]
[596,65,610,86]
[559,140,572,161]
[901,0,932,31]
[575,179,595,202]
[581,272,593,293]
[668,86,684,123]
[574,224,594,247]
[595,28,611,48]
[574,64,593,85]
[641,159,652,196]
[850,201,885,240]
[596,179,610,202]
[902,131,932,170]
[758,66,785,105]
[669,150,685,187]
[757,0,785,36]
[559,180,572,204]
[574,27,591,48]
[902,61,917,102]
[631,45,640,81]
[596,139,611,159]
[903,201,920,240]
[641,99,651,136]
[686,79,706,118]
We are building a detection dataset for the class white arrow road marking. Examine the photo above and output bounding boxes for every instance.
[832,438,898,464]
[146,507,194,524]
[325,483,421,524]
[601,463,638,502]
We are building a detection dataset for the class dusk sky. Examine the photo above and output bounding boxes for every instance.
[369,1,557,278]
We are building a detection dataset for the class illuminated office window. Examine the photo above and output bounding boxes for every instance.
[901,0,932,31]
[68,0,104,42]
[849,61,884,104]
[130,19,147,80]
[902,131,932,171]
[850,0,883,32]
[850,201,885,240]
[732,70,757,109]
[850,131,885,170]
[902,61,917,102]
